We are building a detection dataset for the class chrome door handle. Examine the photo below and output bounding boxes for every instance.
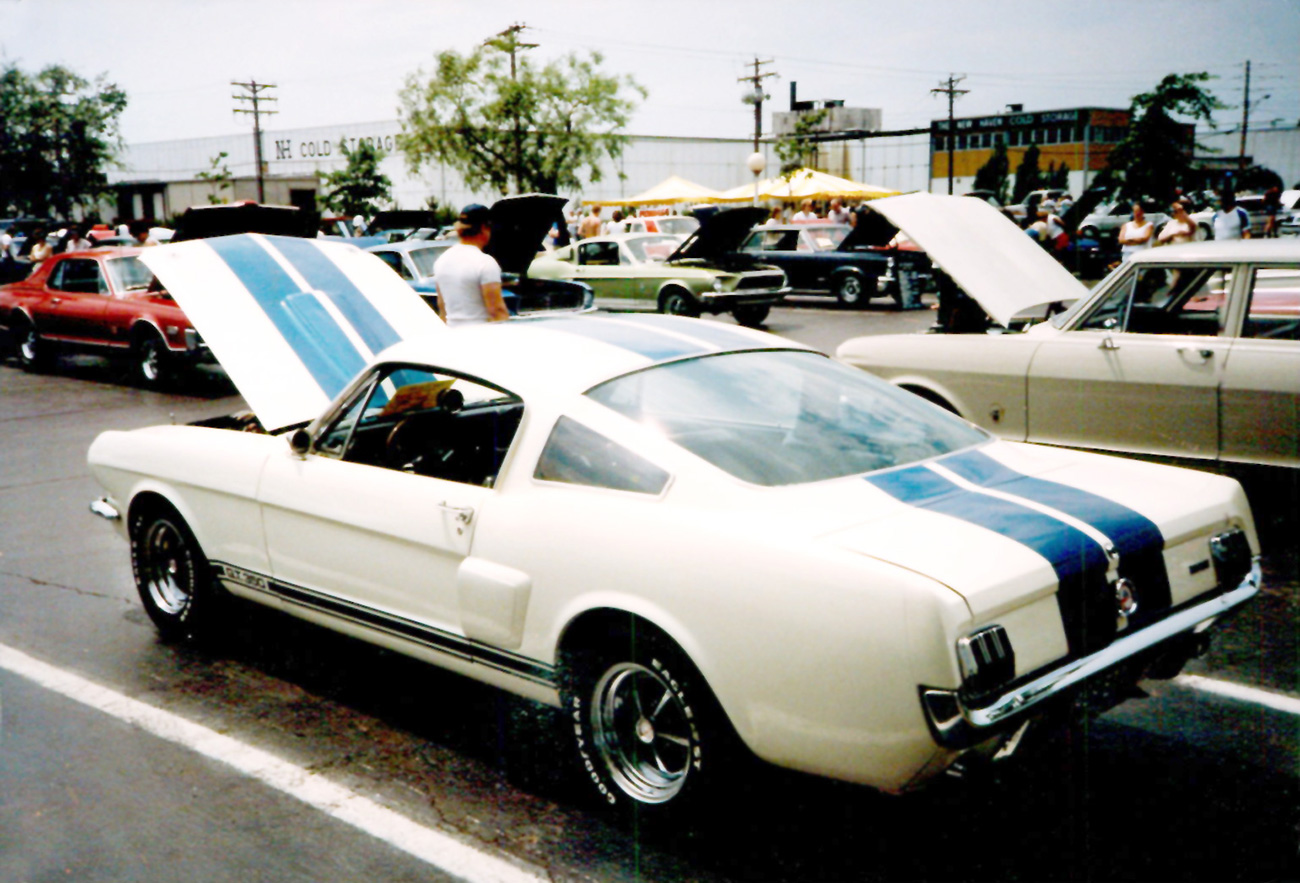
[1099,336,1119,351]
[50,297,62,305]
[1177,346,1214,360]
[438,502,474,524]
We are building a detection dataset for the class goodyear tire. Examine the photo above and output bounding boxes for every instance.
[129,502,223,642]
[562,624,732,819]
[659,288,700,318]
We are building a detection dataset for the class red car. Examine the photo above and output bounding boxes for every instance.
[0,247,208,386]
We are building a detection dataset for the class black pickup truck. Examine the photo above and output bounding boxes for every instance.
[733,218,931,308]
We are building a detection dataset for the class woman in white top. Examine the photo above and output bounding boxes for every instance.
[1117,203,1154,260]
[1157,201,1198,246]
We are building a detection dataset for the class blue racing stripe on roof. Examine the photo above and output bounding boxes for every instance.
[532,314,710,361]
[867,462,1112,656]
[267,237,402,356]
[208,236,364,399]
[622,313,773,351]
[942,449,1172,610]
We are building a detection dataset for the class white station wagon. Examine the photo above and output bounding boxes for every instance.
[87,234,1260,817]
[838,194,1300,471]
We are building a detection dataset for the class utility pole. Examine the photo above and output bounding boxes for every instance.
[738,57,777,153]
[232,80,277,203]
[931,74,968,194]
[486,23,537,193]
[1239,59,1251,172]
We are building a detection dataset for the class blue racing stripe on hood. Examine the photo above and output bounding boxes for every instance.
[867,463,1114,656]
[266,237,403,356]
[207,236,365,399]
[942,449,1172,611]
[531,314,711,362]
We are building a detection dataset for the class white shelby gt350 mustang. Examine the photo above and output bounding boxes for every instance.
[88,234,1261,815]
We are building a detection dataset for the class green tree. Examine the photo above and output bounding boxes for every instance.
[972,139,1010,202]
[196,151,233,205]
[773,108,829,177]
[0,64,127,218]
[1012,144,1043,203]
[319,136,393,218]
[1107,72,1223,204]
[1048,161,1070,189]
[398,33,645,195]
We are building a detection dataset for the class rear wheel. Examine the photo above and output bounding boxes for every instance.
[129,502,223,642]
[15,318,51,372]
[562,623,735,819]
[833,272,867,307]
[731,304,770,327]
[659,288,700,318]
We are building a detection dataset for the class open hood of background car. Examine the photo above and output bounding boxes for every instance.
[141,234,446,432]
[868,193,1088,328]
[485,194,569,277]
[667,206,770,263]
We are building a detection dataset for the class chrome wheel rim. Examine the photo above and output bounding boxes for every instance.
[19,328,38,363]
[664,294,690,315]
[839,277,861,302]
[592,662,693,804]
[141,519,191,615]
[140,342,161,382]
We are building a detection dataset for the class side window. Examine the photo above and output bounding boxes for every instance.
[49,259,107,294]
[373,251,411,280]
[579,241,620,266]
[315,365,523,487]
[1079,265,1233,336]
[1241,266,1300,340]
[739,232,764,253]
[535,417,670,495]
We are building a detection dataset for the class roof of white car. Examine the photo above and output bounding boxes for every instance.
[1127,239,1300,264]
[377,313,805,398]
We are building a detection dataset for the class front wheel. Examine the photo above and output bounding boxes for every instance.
[135,333,172,388]
[15,319,51,372]
[563,627,732,817]
[833,272,867,307]
[731,304,770,327]
[659,288,700,318]
[130,503,223,642]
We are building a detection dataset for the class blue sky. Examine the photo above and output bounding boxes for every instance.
[4,0,1296,145]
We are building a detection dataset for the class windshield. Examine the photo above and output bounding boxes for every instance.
[587,350,987,486]
[624,235,683,263]
[655,217,699,236]
[105,256,158,292]
[805,227,849,251]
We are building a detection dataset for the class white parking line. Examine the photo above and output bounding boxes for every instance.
[0,643,550,883]
[1175,673,1300,716]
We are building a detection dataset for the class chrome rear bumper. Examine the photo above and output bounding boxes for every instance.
[922,560,1261,748]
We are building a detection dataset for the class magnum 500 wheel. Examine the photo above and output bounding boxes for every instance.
[129,503,222,642]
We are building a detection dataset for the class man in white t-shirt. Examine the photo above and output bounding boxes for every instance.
[1212,192,1251,241]
[790,199,819,223]
[433,203,509,327]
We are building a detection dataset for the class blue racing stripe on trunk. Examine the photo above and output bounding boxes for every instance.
[208,236,364,399]
[867,464,1114,655]
[266,237,402,356]
[943,449,1172,610]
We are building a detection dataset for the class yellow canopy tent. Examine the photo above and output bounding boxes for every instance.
[710,168,900,203]
[582,175,722,207]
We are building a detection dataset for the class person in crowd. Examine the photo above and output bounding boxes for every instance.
[1117,204,1155,260]
[826,198,850,224]
[578,205,602,240]
[764,206,784,226]
[28,226,54,262]
[1212,191,1251,241]
[0,225,13,259]
[605,209,627,235]
[432,203,509,328]
[1056,192,1074,216]
[1157,200,1198,246]
[1262,187,1282,238]
[129,220,159,247]
[1030,203,1069,257]
[58,223,94,253]
[791,199,818,223]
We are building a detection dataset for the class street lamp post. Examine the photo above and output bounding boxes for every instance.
[747,151,766,207]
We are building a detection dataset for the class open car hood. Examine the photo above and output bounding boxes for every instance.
[485,194,569,276]
[668,207,770,262]
[868,193,1088,327]
[140,234,446,432]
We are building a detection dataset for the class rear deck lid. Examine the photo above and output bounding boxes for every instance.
[141,234,445,432]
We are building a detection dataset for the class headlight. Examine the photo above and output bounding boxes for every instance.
[712,280,724,292]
